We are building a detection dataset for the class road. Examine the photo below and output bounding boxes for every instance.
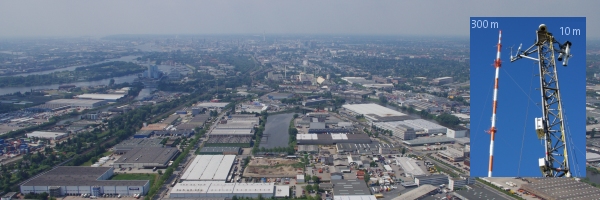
[474,181,517,200]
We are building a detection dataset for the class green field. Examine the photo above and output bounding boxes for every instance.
[110,173,157,187]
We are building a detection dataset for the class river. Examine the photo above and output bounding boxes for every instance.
[1,55,142,77]
[0,55,178,95]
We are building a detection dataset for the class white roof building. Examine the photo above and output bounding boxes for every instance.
[181,155,235,181]
[27,131,68,140]
[75,93,126,101]
[342,104,409,122]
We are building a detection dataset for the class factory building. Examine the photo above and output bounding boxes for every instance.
[520,178,600,200]
[113,147,178,169]
[169,181,277,198]
[448,176,475,190]
[392,184,437,200]
[209,129,253,136]
[198,147,242,155]
[75,94,126,102]
[403,137,456,146]
[26,131,69,141]
[296,134,371,145]
[414,174,449,187]
[45,99,108,109]
[446,128,468,138]
[331,179,373,196]
[373,122,416,140]
[342,104,411,122]
[395,157,426,177]
[267,93,293,100]
[20,167,149,197]
[437,146,465,162]
[302,99,330,107]
[180,155,236,181]
[113,138,163,153]
[402,119,447,135]
[432,77,453,85]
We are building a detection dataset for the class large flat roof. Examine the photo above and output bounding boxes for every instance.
[27,131,67,138]
[403,119,447,132]
[21,167,148,186]
[333,196,377,200]
[196,102,231,108]
[47,99,106,105]
[587,152,600,162]
[521,178,600,200]
[171,181,274,195]
[395,157,426,176]
[181,155,235,181]
[114,138,163,151]
[76,93,125,100]
[342,104,406,118]
[210,128,253,135]
[403,137,456,146]
[393,184,437,200]
[332,179,371,196]
[114,147,178,166]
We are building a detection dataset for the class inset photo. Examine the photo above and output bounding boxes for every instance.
[470,17,586,177]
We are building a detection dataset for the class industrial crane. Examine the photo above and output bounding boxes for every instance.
[510,24,573,177]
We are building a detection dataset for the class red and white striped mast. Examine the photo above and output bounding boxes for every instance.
[488,30,502,177]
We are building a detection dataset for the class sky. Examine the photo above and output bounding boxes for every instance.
[470,17,587,177]
[0,1,599,38]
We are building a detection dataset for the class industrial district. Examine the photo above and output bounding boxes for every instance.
[0,29,600,200]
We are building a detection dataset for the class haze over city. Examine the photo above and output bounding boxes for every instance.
[0,0,599,38]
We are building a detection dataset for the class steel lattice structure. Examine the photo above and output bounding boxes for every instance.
[510,24,572,177]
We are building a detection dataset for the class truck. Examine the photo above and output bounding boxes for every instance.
[374,194,384,199]
[319,168,323,173]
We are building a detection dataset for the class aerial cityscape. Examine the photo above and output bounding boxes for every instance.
[1,1,600,200]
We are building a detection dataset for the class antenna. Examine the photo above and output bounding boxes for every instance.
[487,30,502,177]
[510,24,573,177]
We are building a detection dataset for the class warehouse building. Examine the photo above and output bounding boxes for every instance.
[373,122,416,140]
[113,147,179,169]
[296,134,371,145]
[210,129,253,136]
[342,104,411,122]
[302,99,330,107]
[114,138,163,153]
[446,128,468,138]
[20,167,149,196]
[331,179,372,196]
[395,157,426,177]
[195,102,231,110]
[414,174,449,187]
[46,99,108,109]
[520,178,600,200]
[198,147,242,155]
[205,135,252,148]
[403,119,447,135]
[392,184,437,200]
[180,155,236,181]
[403,137,456,146]
[25,104,71,112]
[437,147,465,162]
[26,131,69,141]
[308,128,351,134]
[267,93,293,100]
[432,77,453,85]
[448,175,475,190]
[587,152,600,164]
[75,94,126,102]
[169,181,275,198]
[133,130,154,138]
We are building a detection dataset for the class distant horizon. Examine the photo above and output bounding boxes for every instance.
[1,1,598,39]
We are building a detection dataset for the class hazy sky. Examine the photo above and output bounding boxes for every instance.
[1,0,598,38]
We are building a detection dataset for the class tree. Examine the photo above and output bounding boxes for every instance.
[158,169,163,175]
[305,184,313,192]
[294,113,299,118]
[379,96,388,105]
[364,171,371,184]
[312,175,320,184]
[402,147,406,156]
